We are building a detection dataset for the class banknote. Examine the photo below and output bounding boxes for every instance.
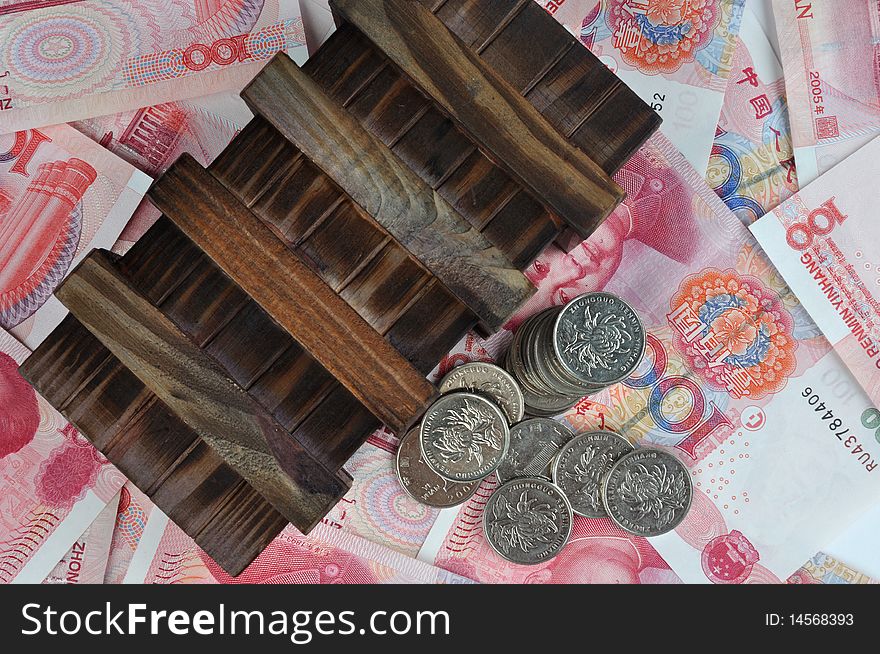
[0,328,126,584]
[104,483,155,584]
[124,512,472,584]
[1,123,151,348]
[773,0,880,185]
[750,136,880,406]
[426,132,880,583]
[708,4,798,223]
[788,552,878,585]
[298,0,337,54]
[42,490,120,584]
[0,1,307,133]
[70,91,254,252]
[542,0,745,171]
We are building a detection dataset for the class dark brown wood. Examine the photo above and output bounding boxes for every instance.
[242,54,535,331]
[51,250,351,534]
[330,0,625,237]
[149,153,438,434]
[19,316,289,576]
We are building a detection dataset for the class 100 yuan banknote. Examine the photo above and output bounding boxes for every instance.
[0,328,126,584]
[0,0,306,133]
[124,512,471,584]
[773,0,880,185]
[543,0,745,172]
[708,3,798,223]
[429,132,880,583]
[751,136,880,407]
[0,124,150,348]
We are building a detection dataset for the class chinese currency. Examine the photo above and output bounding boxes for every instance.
[709,3,798,223]
[0,124,150,348]
[773,0,880,185]
[751,136,880,406]
[544,0,745,171]
[0,328,126,584]
[0,0,307,133]
[420,131,880,584]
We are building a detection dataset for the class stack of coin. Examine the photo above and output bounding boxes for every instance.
[396,362,522,507]
[504,292,647,416]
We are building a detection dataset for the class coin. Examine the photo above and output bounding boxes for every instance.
[602,448,693,537]
[419,392,510,482]
[438,362,524,423]
[552,292,646,387]
[483,477,573,565]
[552,431,634,517]
[495,418,574,484]
[396,427,479,508]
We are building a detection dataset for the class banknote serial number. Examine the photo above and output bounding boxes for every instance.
[802,387,877,472]
[765,613,854,627]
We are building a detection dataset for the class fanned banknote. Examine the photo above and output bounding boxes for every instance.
[421,132,880,583]
[42,490,120,584]
[0,328,126,584]
[542,0,745,171]
[124,513,472,584]
[104,483,155,584]
[0,0,307,133]
[773,0,880,185]
[708,4,798,223]
[71,91,254,252]
[1,124,151,348]
[751,136,880,406]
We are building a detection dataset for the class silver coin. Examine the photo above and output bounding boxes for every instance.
[396,427,479,508]
[552,431,634,517]
[496,418,574,484]
[483,477,573,565]
[552,292,646,387]
[438,362,524,424]
[602,448,693,537]
[420,392,510,482]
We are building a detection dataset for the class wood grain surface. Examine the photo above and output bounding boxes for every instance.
[52,251,351,535]
[149,153,438,434]
[331,0,625,236]
[242,53,535,330]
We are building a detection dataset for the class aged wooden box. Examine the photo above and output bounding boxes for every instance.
[20,0,659,575]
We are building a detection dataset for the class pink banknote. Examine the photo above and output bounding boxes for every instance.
[709,4,798,223]
[125,514,471,584]
[70,91,254,252]
[773,0,880,185]
[423,132,880,583]
[0,124,150,348]
[542,0,745,170]
[0,328,126,583]
[751,136,880,407]
[43,490,120,584]
[104,483,154,584]
[0,1,306,133]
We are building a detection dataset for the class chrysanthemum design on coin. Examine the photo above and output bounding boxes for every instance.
[602,448,692,537]
[483,477,572,565]
[438,362,524,423]
[552,431,633,518]
[553,292,646,387]
[495,418,573,484]
[396,427,478,508]
[419,392,509,482]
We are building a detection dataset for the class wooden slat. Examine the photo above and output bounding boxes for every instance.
[52,250,350,534]
[241,54,534,331]
[330,0,625,237]
[148,154,437,434]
